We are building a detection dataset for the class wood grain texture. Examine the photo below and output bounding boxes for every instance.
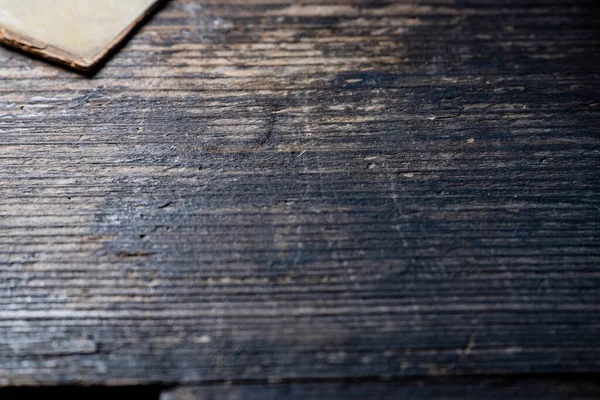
[0,0,599,387]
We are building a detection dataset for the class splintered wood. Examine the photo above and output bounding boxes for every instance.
[0,0,161,70]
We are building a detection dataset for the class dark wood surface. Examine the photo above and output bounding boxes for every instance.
[1,0,599,396]
[160,377,600,400]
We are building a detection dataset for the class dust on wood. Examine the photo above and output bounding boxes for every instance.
[0,0,599,388]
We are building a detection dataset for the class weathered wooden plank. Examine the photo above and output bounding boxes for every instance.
[0,0,599,386]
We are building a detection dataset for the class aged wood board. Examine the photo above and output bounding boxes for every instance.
[0,0,599,396]
[0,0,163,71]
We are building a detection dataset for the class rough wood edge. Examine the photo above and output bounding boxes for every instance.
[158,376,600,400]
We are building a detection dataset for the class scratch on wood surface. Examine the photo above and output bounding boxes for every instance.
[0,0,599,388]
